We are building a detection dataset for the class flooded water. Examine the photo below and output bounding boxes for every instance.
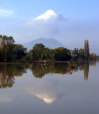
[0,62,99,114]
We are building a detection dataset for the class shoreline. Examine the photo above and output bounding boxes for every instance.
[0,60,95,64]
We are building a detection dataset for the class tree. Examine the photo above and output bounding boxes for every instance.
[71,48,79,60]
[53,47,71,61]
[0,35,15,61]
[12,44,27,61]
[32,43,45,60]
[1,35,7,49]
[41,48,54,60]
[90,53,96,60]
[78,48,84,60]
[84,40,89,60]
[8,36,15,45]
[0,35,2,38]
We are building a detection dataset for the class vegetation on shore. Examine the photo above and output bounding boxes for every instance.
[0,34,97,62]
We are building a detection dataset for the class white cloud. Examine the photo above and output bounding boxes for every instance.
[36,10,57,21]
[0,9,14,17]
[28,9,67,24]
[27,10,67,37]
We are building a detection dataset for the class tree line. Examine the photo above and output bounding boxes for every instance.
[0,35,26,62]
[27,40,96,61]
[0,35,97,62]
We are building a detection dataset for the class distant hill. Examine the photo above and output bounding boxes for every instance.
[24,38,64,50]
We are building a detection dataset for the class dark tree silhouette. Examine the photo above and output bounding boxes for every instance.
[84,40,89,60]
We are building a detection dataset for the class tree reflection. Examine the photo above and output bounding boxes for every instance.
[0,61,96,88]
[0,63,27,88]
[84,63,89,80]
[30,63,72,78]
[30,64,45,78]
[30,62,94,80]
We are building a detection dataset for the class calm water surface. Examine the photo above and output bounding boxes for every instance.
[0,62,99,114]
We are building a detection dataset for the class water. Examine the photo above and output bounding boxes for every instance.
[0,62,99,114]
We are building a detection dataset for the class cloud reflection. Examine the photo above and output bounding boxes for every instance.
[33,92,56,104]
[25,79,66,104]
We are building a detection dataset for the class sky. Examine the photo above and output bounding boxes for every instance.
[0,0,99,54]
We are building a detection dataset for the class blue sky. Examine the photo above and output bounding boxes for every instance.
[0,0,99,54]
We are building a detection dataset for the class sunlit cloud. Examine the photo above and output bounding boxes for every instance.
[28,10,67,24]
[36,10,57,21]
[27,10,67,36]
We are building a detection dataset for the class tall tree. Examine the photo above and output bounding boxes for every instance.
[0,35,15,61]
[84,40,89,60]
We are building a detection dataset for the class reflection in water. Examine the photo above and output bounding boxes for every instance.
[84,63,89,80]
[0,63,27,88]
[30,63,77,78]
[30,62,91,80]
[20,62,95,105]
[25,76,67,104]
[0,62,96,89]
[34,93,55,104]
[0,94,12,102]
[0,62,99,114]
[25,87,62,104]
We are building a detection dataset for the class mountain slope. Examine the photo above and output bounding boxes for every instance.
[24,38,64,50]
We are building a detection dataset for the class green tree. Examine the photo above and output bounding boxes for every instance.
[8,36,15,44]
[32,43,45,60]
[53,47,71,61]
[78,48,84,60]
[41,48,54,60]
[0,35,2,38]
[0,35,15,61]
[71,48,79,60]
[12,44,27,61]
